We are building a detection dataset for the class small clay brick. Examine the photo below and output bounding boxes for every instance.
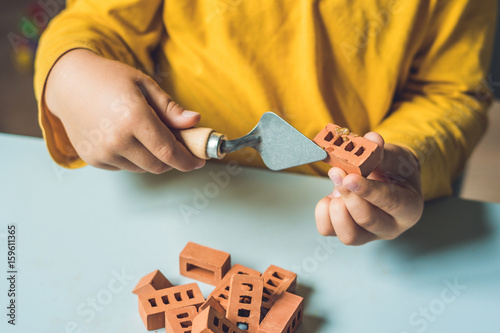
[313,123,381,177]
[258,292,304,333]
[226,274,264,333]
[132,269,174,295]
[261,265,297,311]
[180,242,231,286]
[199,296,226,316]
[192,306,244,333]
[165,306,198,333]
[138,282,205,331]
[207,264,262,310]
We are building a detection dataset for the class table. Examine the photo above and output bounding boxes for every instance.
[1,133,499,332]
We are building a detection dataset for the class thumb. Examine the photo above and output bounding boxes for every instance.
[137,75,200,129]
[362,131,385,173]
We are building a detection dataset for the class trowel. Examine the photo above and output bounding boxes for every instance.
[173,112,327,170]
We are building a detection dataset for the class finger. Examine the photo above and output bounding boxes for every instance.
[329,168,399,238]
[342,195,398,239]
[82,156,121,171]
[329,196,377,245]
[121,138,173,174]
[106,156,147,173]
[137,76,200,129]
[373,144,421,189]
[315,196,336,236]
[89,162,120,171]
[133,106,206,172]
[363,131,384,149]
[363,132,384,176]
[341,172,422,224]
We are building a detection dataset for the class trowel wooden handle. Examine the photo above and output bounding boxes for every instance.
[172,128,226,160]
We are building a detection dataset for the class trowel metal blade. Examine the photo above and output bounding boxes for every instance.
[256,112,327,170]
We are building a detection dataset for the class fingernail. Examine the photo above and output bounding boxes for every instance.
[327,193,333,198]
[328,170,343,186]
[333,189,341,198]
[194,160,205,169]
[344,181,359,192]
[182,110,199,118]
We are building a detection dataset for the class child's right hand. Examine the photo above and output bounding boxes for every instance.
[44,49,206,173]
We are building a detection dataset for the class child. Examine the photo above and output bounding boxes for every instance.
[35,0,497,245]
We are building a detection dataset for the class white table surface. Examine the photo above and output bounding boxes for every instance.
[1,133,499,333]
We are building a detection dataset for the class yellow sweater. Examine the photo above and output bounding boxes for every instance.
[34,0,497,200]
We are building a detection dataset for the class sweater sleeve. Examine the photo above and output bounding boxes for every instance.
[34,0,164,168]
[374,0,498,200]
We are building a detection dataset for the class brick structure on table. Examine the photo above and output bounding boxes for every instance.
[261,265,297,311]
[138,282,205,330]
[313,123,381,176]
[132,269,173,295]
[258,292,304,333]
[192,306,244,333]
[180,242,231,286]
[226,274,264,333]
[208,264,261,310]
[165,306,198,333]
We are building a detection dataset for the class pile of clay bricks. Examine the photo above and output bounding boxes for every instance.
[132,242,304,332]
[314,123,381,177]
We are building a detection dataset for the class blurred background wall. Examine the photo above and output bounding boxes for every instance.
[492,3,500,100]
[0,0,49,137]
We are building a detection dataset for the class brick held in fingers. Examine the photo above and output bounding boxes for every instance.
[226,274,264,333]
[313,124,382,177]
[261,265,297,311]
[132,269,174,295]
[258,292,304,333]
[138,282,205,331]
[165,306,198,333]
[192,306,244,333]
[207,264,262,310]
[180,242,231,286]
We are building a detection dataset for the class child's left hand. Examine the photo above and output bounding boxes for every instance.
[315,132,424,245]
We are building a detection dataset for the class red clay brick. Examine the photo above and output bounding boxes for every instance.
[132,269,173,295]
[199,296,226,316]
[208,264,261,310]
[258,292,304,333]
[180,242,231,286]
[226,274,264,333]
[192,306,244,333]
[314,123,381,177]
[261,265,297,311]
[138,283,205,330]
[165,306,198,333]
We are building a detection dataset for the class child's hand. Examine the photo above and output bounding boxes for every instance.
[45,49,205,173]
[315,133,424,245]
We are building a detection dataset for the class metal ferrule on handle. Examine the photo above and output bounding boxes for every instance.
[206,132,227,159]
